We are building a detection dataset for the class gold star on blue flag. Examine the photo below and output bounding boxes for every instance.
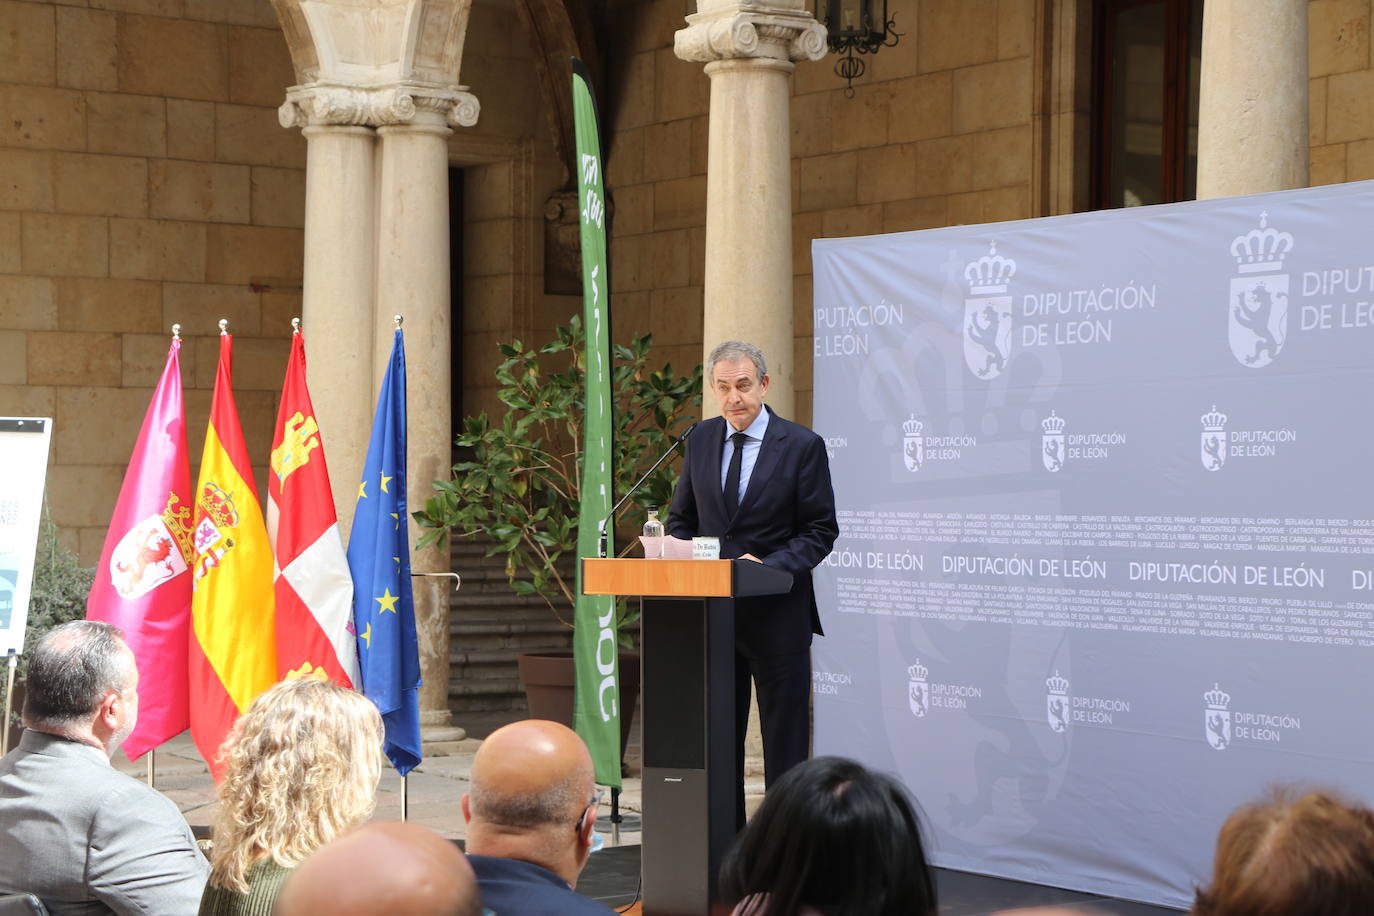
[346,327,422,776]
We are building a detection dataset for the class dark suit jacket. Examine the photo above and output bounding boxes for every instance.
[668,407,839,658]
[467,855,615,915]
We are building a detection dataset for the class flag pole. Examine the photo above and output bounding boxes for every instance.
[2,651,16,757]
[146,747,155,788]
[396,313,409,825]
[399,368,412,828]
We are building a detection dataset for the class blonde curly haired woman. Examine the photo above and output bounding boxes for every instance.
[198,678,383,916]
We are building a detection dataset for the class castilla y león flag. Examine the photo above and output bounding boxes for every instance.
[86,335,194,761]
[267,329,358,687]
[190,332,277,779]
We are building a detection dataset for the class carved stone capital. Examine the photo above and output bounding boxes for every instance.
[674,7,826,64]
[279,82,481,129]
[447,90,481,128]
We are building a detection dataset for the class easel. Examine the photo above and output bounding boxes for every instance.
[1,650,15,757]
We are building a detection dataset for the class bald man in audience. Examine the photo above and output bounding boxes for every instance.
[273,822,480,916]
[461,720,615,915]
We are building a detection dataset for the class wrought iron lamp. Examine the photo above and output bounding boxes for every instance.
[817,0,901,96]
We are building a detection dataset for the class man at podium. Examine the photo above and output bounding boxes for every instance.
[669,340,839,825]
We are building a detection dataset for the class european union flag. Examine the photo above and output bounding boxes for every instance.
[347,328,422,775]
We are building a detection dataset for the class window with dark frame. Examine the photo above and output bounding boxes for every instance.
[1091,0,1204,209]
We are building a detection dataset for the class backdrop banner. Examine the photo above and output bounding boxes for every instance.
[811,180,1374,908]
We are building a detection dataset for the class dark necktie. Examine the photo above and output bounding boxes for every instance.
[724,432,747,517]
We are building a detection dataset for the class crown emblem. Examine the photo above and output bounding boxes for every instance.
[1230,211,1293,274]
[1046,670,1069,695]
[198,482,240,530]
[160,491,195,564]
[965,241,1017,295]
[1041,411,1065,434]
[1204,683,1231,709]
[907,660,928,681]
[1201,405,1227,432]
[902,414,923,437]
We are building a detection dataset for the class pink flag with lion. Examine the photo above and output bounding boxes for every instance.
[86,334,195,760]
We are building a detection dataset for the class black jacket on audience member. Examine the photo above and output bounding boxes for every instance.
[467,854,614,916]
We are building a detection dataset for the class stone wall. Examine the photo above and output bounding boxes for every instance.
[451,0,570,422]
[1309,0,1374,184]
[0,0,303,564]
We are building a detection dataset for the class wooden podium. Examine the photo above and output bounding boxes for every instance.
[582,558,793,916]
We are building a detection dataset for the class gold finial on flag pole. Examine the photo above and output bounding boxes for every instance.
[218,318,229,336]
[394,314,403,329]
[171,323,181,341]
[291,317,301,335]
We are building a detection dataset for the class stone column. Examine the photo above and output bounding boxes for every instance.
[375,89,480,738]
[676,3,826,419]
[1196,0,1308,199]
[279,91,379,533]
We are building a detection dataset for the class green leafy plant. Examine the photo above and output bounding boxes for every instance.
[413,317,701,644]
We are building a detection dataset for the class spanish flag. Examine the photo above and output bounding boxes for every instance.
[190,329,277,780]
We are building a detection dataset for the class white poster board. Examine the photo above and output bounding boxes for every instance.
[0,418,54,657]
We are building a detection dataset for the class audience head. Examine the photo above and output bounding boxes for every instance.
[273,822,480,916]
[461,719,599,887]
[1193,786,1374,916]
[719,756,937,916]
[210,677,383,893]
[22,619,137,755]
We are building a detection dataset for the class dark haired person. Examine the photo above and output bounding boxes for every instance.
[1193,786,1374,916]
[719,756,937,916]
[0,620,208,915]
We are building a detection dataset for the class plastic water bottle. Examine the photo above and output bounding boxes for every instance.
[642,506,665,558]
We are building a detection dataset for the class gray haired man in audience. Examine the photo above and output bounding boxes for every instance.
[0,620,208,915]
[461,719,615,915]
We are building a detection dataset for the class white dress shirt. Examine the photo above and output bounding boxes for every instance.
[720,408,770,507]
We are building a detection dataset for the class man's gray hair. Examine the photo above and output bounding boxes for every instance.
[22,620,132,728]
[708,341,767,381]
[469,769,588,829]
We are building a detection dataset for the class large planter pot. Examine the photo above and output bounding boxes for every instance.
[516,651,641,765]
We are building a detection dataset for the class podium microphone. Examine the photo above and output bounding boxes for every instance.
[597,421,699,558]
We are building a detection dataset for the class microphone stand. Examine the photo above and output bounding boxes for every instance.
[594,421,697,840]
[596,422,697,559]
